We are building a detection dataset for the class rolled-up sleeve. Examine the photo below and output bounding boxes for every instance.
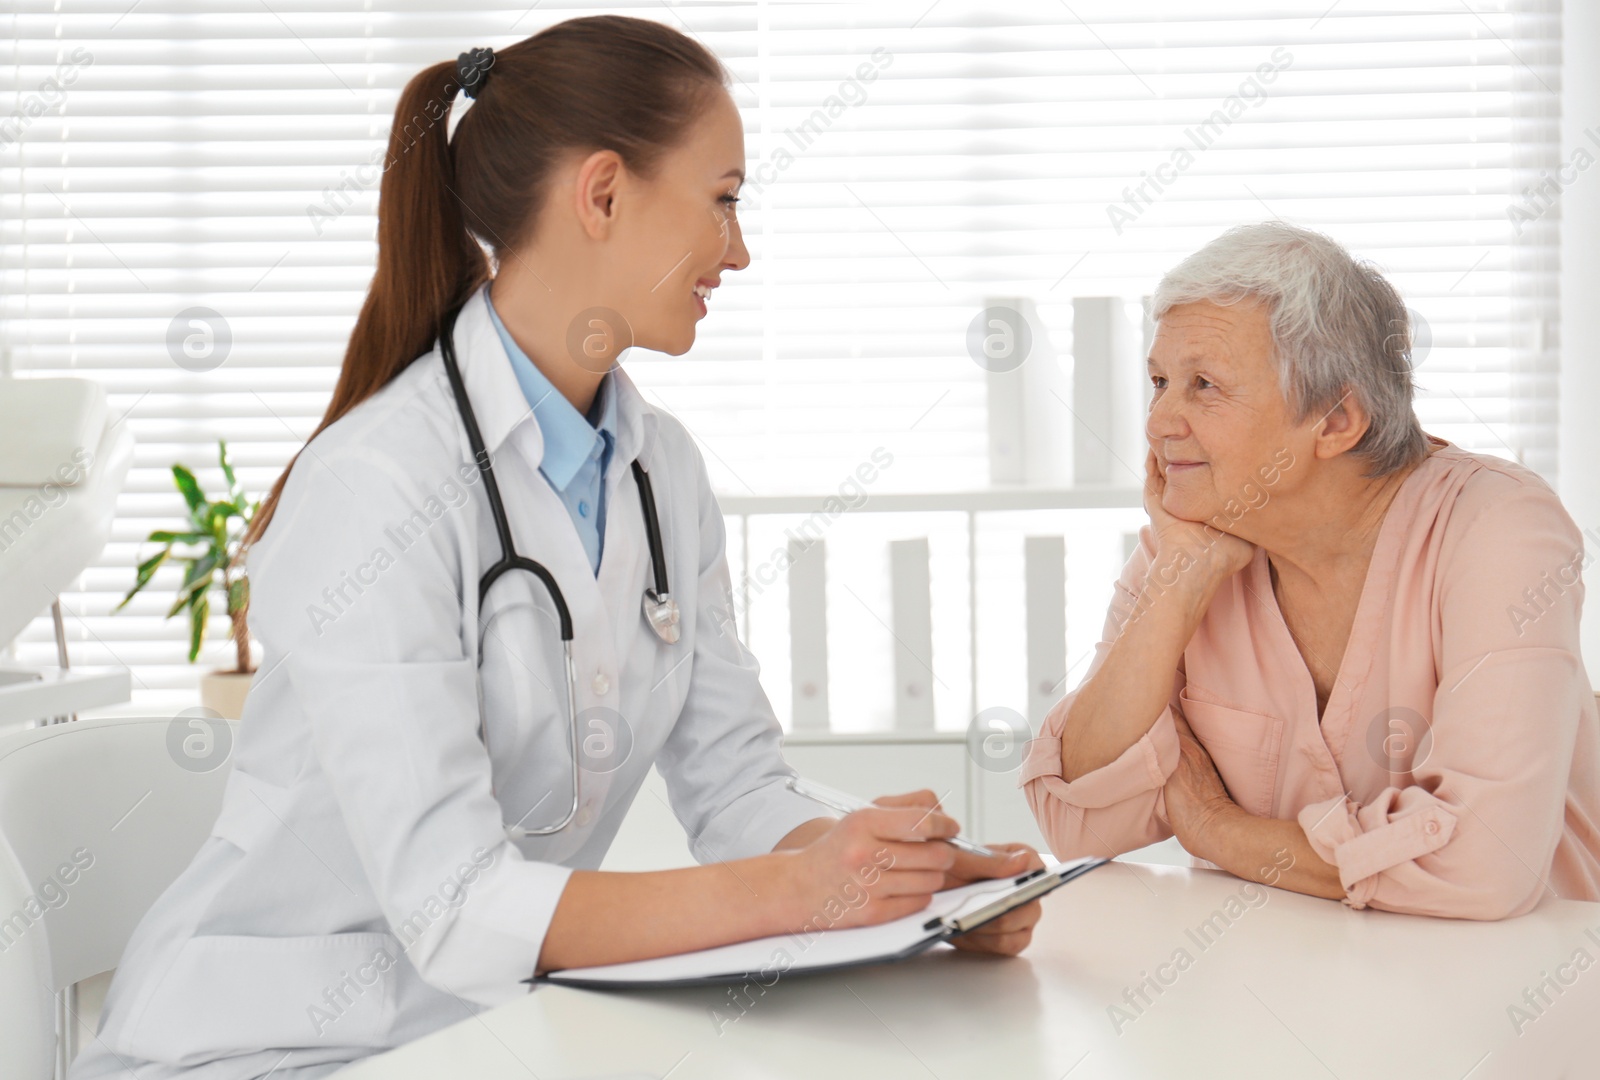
[651,445,824,862]
[1298,476,1591,920]
[250,440,574,1005]
[1299,644,1588,919]
[1021,525,1183,860]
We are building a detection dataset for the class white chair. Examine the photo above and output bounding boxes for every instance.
[0,376,136,728]
[0,715,235,1079]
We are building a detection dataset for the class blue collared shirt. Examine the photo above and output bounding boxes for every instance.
[485,290,616,576]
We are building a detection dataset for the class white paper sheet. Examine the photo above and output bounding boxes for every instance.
[543,857,1102,988]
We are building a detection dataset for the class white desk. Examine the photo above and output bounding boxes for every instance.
[341,861,1600,1079]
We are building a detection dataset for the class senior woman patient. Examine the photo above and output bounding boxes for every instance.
[1021,222,1600,919]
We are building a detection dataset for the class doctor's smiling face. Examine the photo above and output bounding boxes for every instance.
[251,17,744,542]
[495,86,751,372]
[592,88,750,355]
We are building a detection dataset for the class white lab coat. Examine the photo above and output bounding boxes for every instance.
[70,285,823,1079]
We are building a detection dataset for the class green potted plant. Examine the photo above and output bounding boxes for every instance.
[117,440,258,718]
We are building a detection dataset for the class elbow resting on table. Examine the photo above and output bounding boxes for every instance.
[1302,793,1557,921]
[1020,698,1177,863]
[1357,856,1548,922]
[1021,773,1170,864]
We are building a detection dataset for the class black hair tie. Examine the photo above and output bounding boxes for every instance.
[457,46,495,99]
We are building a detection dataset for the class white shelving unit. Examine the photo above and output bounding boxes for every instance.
[0,667,132,734]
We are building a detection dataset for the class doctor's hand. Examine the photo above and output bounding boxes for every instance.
[876,790,1043,957]
[778,792,969,935]
[838,790,1049,960]
[939,842,1045,956]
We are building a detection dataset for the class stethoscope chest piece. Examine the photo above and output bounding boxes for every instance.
[630,460,679,646]
[644,590,681,644]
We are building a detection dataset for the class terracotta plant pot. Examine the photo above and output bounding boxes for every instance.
[199,670,254,720]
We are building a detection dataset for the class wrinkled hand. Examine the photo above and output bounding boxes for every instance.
[875,790,1044,957]
[1143,448,1254,582]
[1161,711,1240,860]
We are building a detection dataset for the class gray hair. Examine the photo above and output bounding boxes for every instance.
[1150,222,1429,477]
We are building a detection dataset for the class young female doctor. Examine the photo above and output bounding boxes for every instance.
[71,16,1043,1079]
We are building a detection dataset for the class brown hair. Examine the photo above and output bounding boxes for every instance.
[246,15,727,543]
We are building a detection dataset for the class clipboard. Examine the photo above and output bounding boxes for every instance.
[531,855,1108,990]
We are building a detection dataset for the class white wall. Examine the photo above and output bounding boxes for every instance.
[1560,0,1600,683]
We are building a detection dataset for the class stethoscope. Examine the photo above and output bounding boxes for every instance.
[437,302,681,838]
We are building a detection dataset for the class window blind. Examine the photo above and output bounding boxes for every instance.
[0,0,1562,714]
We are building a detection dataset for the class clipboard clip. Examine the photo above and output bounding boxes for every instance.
[921,868,1050,934]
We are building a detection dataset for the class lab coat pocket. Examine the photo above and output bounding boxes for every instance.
[1177,689,1284,819]
[125,931,400,1062]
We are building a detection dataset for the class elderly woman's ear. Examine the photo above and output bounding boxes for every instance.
[1306,385,1372,461]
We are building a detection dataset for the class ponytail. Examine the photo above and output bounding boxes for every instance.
[247,15,725,545]
[247,60,487,543]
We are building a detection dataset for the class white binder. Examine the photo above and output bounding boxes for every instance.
[533,856,1107,990]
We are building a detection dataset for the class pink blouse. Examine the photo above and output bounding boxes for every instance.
[1020,437,1600,919]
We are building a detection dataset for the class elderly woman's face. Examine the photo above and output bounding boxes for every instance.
[1146,299,1301,526]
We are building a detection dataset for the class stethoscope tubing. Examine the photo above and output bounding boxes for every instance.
[437,302,610,836]
[437,301,679,836]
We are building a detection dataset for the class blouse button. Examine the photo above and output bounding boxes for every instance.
[592,672,611,696]
[1424,820,1440,835]
[578,500,590,518]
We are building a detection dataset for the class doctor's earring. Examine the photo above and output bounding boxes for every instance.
[565,306,635,374]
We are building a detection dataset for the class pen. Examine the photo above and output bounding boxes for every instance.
[786,776,1001,859]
